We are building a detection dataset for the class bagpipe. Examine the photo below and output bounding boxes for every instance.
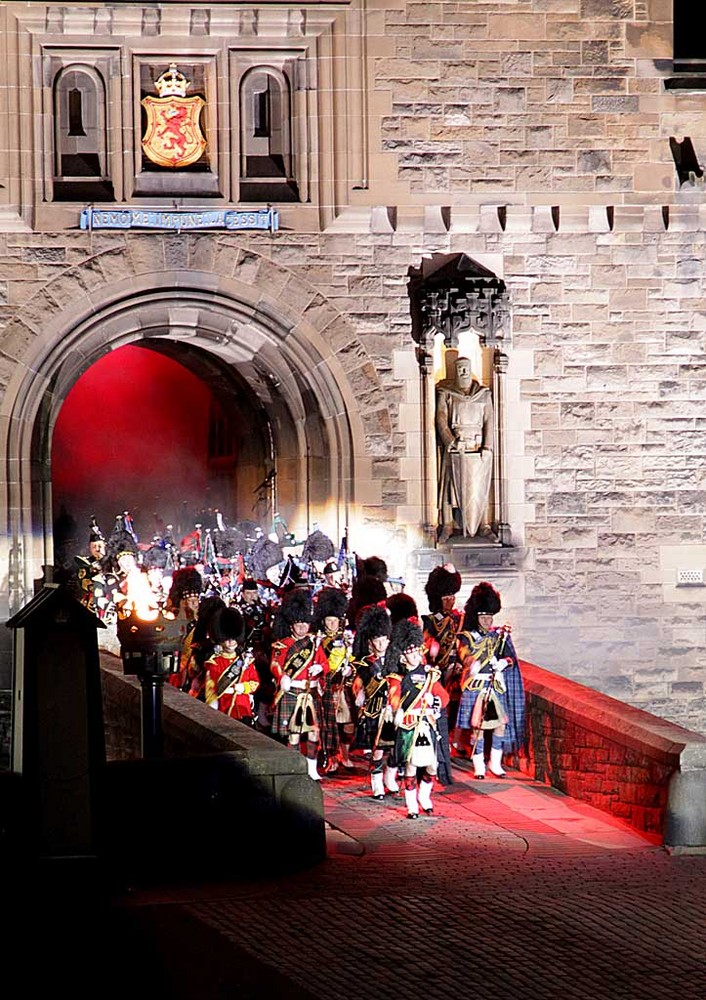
[468,624,513,742]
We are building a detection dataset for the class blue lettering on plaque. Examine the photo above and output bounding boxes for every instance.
[80,207,279,233]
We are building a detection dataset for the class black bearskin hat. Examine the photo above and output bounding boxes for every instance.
[143,544,170,570]
[281,588,313,624]
[425,563,462,613]
[362,556,388,582]
[272,588,313,640]
[192,596,226,645]
[384,618,424,675]
[386,592,419,627]
[250,536,284,580]
[210,606,244,644]
[313,587,348,630]
[352,605,392,660]
[167,567,203,608]
[301,529,335,564]
[469,581,501,615]
[107,527,138,560]
[347,575,387,629]
[462,581,501,631]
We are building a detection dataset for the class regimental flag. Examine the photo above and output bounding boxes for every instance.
[141,63,206,169]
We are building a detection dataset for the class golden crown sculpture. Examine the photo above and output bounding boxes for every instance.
[154,63,190,98]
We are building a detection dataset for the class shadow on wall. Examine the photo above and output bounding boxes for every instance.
[101,752,325,886]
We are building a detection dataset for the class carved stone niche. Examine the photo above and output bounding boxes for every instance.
[407,253,520,571]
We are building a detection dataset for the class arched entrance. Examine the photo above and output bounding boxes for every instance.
[1,249,380,617]
[51,341,275,551]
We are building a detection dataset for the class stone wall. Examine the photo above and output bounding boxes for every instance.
[2,1,706,736]
[518,659,706,849]
[100,657,327,876]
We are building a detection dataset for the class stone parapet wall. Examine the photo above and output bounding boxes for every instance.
[340,203,706,235]
[100,657,326,876]
[518,660,706,850]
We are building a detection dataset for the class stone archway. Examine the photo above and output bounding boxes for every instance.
[0,237,390,615]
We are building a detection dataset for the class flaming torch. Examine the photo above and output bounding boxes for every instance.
[116,574,185,758]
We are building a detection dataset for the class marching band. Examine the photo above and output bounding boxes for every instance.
[73,511,526,819]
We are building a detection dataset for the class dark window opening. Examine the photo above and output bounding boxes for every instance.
[239,180,300,202]
[239,68,299,204]
[673,1,706,73]
[68,88,87,136]
[61,152,101,177]
[245,154,286,179]
[253,89,270,138]
[53,179,115,201]
[53,66,114,201]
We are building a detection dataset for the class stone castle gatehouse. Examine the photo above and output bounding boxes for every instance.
[1,1,705,740]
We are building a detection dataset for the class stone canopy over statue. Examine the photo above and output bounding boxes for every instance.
[436,357,494,543]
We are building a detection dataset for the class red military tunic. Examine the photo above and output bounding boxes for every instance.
[205,651,260,720]
[270,635,330,739]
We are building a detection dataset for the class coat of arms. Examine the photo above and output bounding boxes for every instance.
[141,63,207,169]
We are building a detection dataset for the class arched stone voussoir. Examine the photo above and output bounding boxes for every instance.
[6,289,63,337]
[0,320,41,370]
[299,292,342,336]
[45,260,107,311]
[7,243,393,460]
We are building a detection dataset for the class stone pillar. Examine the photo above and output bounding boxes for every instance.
[414,315,438,547]
[492,350,511,545]
[419,358,437,546]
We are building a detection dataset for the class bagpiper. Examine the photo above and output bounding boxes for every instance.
[389,618,449,819]
[455,582,525,780]
[186,595,227,700]
[166,567,203,691]
[423,563,463,781]
[351,605,398,799]
[313,587,356,773]
[270,589,330,781]
[74,516,109,618]
[204,607,259,723]
[234,578,274,733]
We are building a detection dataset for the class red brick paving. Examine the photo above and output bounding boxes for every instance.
[112,758,706,999]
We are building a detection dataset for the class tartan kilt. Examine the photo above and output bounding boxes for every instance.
[457,687,481,729]
[457,685,506,730]
[395,723,438,769]
[357,714,397,757]
[336,682,358,726]
[273,689,323,739]
[320,682,340,758]
[395,727,416,767]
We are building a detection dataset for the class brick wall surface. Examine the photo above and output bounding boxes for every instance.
[518,659,706,839]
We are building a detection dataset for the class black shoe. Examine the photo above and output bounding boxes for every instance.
[373,793,385,801]
[407,812,419,820]
[422,807,433,815]
[475,774,485,781]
